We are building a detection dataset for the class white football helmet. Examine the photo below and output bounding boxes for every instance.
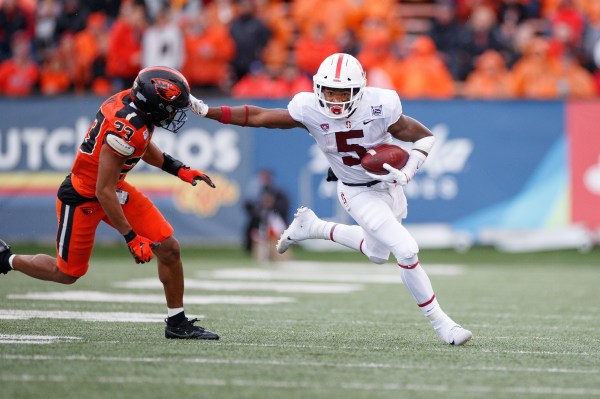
[313,53,367,119]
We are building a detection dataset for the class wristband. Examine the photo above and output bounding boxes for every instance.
[123,230,136,243]
[220,106,232,124]
[242,105,249,127]
[161,153,184,176]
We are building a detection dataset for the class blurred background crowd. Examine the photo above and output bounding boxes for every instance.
[1,0,600,99]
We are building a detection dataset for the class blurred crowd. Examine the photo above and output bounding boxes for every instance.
[1,0,600,99]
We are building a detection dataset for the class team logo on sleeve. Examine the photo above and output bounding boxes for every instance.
[320,123,329,132]
[152,78,181,101]
[371,105,383,116]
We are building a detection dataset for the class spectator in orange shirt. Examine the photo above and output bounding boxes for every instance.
[231,61,286,98]
[0,32,38,96]
[507,36,593,99]
[509,36,561,98]
[291,0,360,41]
[39,46,71,95]
[279,63,313,96]
[463,50,514,98]
[231,61,311,99]
[181,11,235,90]
[72,12,108,93]
[394,36,455,99]
[549,47,596,98]
[105,1,146,91]
[356,32,401,90]
[357,0,403,43]
[294,23,340,76]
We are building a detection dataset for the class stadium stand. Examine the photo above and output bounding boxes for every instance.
[0,0,599,98]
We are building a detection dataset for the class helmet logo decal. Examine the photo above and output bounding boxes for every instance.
[153,78,181,101]
[135,91,147,103]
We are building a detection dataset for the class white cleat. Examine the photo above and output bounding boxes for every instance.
[276,206,323,254]
[437,324,473,346]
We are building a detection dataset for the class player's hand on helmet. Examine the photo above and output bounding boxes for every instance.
[177,166,216,188]
[189,94,208,117]
[124,230,159,264]
[365,163,410,185]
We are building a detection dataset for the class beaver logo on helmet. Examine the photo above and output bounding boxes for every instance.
[153,78,182,102]
[130,67,190,133]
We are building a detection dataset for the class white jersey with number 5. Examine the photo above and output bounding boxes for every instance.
[287,86,403,184]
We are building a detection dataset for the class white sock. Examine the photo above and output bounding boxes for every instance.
[167,307,184,318]
[398,260,438,316]
[8,254,15,269]
[325,223,364,252]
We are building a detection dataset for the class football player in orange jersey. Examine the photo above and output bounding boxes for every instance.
[0,67,219,340]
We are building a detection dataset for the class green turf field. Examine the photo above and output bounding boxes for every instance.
[1,246,599,399]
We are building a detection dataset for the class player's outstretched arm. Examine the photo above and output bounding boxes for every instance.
[189,95,302,129]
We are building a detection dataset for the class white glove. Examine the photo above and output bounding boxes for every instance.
[365,163,410,185]
[189,94,208,117]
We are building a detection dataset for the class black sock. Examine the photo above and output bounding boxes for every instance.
[167,311,186,326]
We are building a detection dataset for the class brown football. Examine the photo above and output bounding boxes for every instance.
[360,144,409,175]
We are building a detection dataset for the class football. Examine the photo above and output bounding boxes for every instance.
[360,144,409,175]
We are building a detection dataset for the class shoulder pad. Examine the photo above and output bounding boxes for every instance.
[106,133,135,157]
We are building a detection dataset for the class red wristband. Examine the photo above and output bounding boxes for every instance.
[242,105,249,127]
[220,106,232,124]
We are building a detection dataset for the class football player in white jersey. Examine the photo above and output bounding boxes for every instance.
[189,53,472,345]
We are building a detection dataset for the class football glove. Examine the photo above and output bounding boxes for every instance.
[365,163,411,186]
[177,166,216,188]
[124,230,158,264]
[189,94,208,117]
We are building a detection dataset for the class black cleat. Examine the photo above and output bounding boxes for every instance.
[165,317,219,340]
[0,239,13,274]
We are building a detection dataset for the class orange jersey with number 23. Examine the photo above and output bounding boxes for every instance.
[70,90,154,198]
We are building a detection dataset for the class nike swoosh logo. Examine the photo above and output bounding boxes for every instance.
[363,119,375,125]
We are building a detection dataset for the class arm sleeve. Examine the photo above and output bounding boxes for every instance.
[287,93,307,123]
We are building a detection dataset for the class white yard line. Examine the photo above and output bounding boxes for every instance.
[199,262,464,284]
[223,342,600,357]
[2,353,598,374]
[7,291,295,305]
[0,373,598,396]
[115,278,363,293]
[0,310,170,322]
[0,335,81,344]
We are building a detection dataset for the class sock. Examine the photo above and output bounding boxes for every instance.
[325,223,364,251]
[427,306,454,341]
[167,308,185,325]
[397,260,439,316]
